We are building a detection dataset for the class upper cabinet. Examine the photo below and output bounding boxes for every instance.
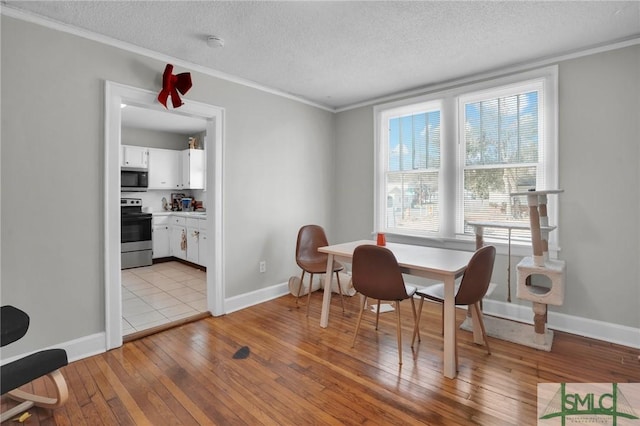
[121,145,148,169]
[148,148,181,189]
[146,148,205,190]
[182,149,205,190]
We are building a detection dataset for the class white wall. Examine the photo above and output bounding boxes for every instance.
[333,44,640,331]
[0,15,334,358]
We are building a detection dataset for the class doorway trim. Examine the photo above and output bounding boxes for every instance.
[104,81,225,350]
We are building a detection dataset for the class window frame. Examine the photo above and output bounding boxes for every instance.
[374,66,559,256]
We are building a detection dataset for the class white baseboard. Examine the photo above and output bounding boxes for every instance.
[1,332,106,366]
[483,299,640,349]
[224,281,290,314]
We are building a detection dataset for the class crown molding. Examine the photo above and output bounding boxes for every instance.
[0,5,336,113]
[335,35,640,113]
[2,4,638,114]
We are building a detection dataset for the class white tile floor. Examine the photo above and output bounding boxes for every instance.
[121,261,207,335]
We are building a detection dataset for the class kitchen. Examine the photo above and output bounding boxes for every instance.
[120,104,209,337]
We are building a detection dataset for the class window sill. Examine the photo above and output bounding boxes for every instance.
[375,232,559,259]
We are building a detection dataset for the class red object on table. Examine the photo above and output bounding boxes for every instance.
[376,233,386,246]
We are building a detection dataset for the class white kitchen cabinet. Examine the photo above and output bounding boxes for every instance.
[121,145,148,169]
[152,215,171,259]
[181,149,205,189]
[170,216,187,260]
[186,218,201,264]
[199,229,207,267]
[148,148,181,189]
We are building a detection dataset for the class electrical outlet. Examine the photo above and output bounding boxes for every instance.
[259,260,266,273]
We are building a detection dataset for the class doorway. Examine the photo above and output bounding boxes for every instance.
[105,81,225,350]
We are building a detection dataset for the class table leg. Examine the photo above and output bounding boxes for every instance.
[443,275,457,378]
[471,225,483,344]
[320,254,335,328]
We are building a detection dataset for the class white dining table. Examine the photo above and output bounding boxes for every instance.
[318,240,475,379]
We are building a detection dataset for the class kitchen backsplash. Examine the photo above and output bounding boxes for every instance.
[121,189,207,212]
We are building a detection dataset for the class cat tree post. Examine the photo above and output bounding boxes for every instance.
[511,189,565,349]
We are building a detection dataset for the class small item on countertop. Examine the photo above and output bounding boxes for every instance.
[162,197,169,211]
[376,232,386,246]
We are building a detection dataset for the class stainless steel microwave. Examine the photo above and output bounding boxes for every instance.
[121,170,148,192]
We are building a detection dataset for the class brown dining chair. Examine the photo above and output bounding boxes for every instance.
[351,244,417,365]
[295,225,345,316]
[411,245,496,356]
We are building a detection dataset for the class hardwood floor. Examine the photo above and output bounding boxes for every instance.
[3,292,639,425]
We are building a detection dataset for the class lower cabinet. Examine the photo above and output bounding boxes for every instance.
[199,230,207,267]
[152,225,170,258]
[157,214,206,266]
[186,219,200,264]
[152,215,170,259]
[170,216,188,260]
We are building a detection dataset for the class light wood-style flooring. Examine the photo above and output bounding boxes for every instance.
[3,292,639,425]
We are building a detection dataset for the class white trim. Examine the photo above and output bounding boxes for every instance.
[3,4,638,114]
[337,36,640,113]
[0,5,333,113]
[374,66,559,248]
[224,282,290,314]
[1,332,106,366]
[483,299,640,350]
[104,81,225,351]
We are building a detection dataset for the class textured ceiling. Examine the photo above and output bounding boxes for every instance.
[3,1,640,110]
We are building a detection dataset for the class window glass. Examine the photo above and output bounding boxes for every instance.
[461,87,542,240]
[385,110,440,233]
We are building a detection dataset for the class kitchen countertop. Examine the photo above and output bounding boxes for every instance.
[152,211,207,218]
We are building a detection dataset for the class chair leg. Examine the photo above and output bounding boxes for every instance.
[375,300,381,330]
[295,270,306,306]
[306,273,314,317]
[1,370,69,423]
[410,296,418,343]
[396,300,403,365]
[411,296,425,347]
[335,271,345,313]
[472,303,491,355]
[351,296,368,348]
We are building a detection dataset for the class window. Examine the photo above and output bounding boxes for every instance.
[375,67,558,250]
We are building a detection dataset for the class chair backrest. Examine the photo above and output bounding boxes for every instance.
[352,245,409,301]
[296,225,329,265]
[1,305,30,347]
[455,245,496,306]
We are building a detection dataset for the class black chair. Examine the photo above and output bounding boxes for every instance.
[350,245,417,365]
[1,305,69,422]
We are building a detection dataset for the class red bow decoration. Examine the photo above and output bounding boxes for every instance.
[157,64,192,109]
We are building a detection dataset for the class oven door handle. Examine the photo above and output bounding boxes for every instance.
[121,216,152,224]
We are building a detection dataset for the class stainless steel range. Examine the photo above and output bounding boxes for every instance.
[121,198,152,269]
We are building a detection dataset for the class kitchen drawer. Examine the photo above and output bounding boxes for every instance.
[153,215,170,226]
[171,216,186,226]
[186,218,201,228]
